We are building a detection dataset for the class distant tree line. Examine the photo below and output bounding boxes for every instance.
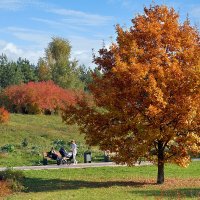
[0,37,101,91]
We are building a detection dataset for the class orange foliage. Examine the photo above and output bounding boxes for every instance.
[62,5,200,184]
[2,81,77,114]
[0,107,9,123]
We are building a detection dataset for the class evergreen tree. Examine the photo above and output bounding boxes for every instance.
[16,57,37,83]
[0,54,23,88]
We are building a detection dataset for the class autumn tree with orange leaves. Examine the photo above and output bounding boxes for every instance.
[62,5,200,184]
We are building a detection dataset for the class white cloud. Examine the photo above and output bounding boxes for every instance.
[69,36,112,68]
[0,41,22,56]
[0,0,23,11]
[0,36,108,67]
[0,0,48,11]
[6,27,51,46]
[31,17,63,27]
[2,26,108,67]
[0,2,114,67]
[31,17,88,32]
[0,40,44,64]
[73,50,93,67]
[0,27,113,66]
[0,40,7,46]
[48,8,113,26]
[3,43,23,54]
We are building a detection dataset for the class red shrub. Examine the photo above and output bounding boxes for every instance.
[1,81,78,114]
[0,107,9,123]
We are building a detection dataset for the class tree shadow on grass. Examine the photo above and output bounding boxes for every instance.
[131,188,200,199]
[24,177,154,193]
[23,177,200,198]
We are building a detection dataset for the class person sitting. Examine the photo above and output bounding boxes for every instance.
[48,147,59,160]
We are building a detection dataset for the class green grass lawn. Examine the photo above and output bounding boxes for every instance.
[4,161,200,200]
[1,114,200,199]
[0,114,102,167]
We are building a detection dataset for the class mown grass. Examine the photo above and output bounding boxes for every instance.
[1,114,200,199]
[4,161,200,200]
[0,114,102,167]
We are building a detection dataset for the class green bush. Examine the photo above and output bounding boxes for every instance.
[1,144,15,152]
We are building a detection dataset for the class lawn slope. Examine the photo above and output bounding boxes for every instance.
[0,114,89,166]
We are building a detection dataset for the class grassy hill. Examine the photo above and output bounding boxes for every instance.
[0,114,101,167]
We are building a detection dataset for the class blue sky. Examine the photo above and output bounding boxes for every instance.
[0,0,199,68]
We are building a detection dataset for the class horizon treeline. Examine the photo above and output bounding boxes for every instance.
[0,37,101,91]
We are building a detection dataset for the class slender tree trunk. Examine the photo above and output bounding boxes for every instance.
[157,141,164,184]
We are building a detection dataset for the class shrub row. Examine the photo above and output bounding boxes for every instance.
[0,81,78,114]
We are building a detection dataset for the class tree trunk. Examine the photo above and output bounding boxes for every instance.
[157,141,164,184]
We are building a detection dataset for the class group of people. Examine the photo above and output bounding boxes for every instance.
[49,140,78,164]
